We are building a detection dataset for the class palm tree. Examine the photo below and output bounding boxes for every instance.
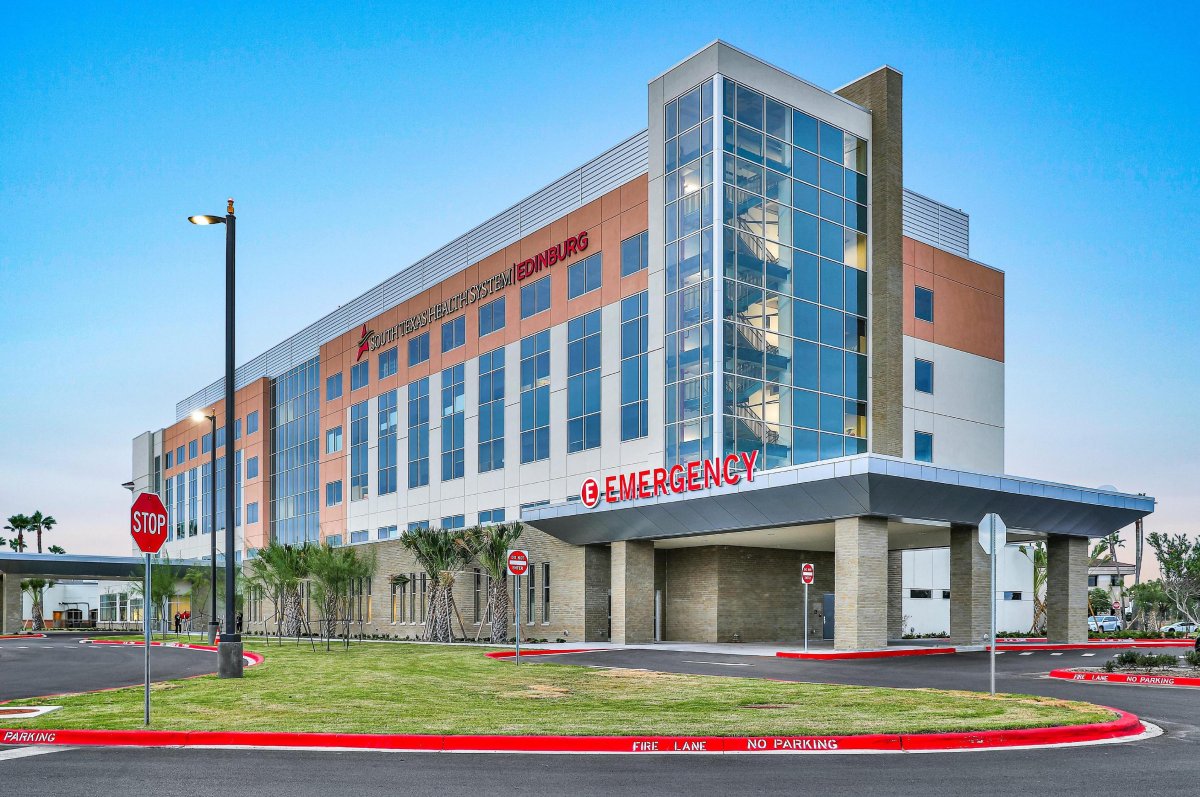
[245,540,311,641]
[47,544,66,554]
[183,566,212,628]
[400,525,473,643]
[1019,542,1048,634]
[461,522,524,642]
[130,553,179,635]
[27,511,56,554]
[1091,531,1124,563]
[4,514,30,552]
[20,578,53,631]
[307,544,377,649]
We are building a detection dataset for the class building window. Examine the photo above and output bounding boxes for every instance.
[350,530,368,544]
[620,291,649,441]
[246,456,259,480]
[621,231,649,277]
[201,461,212,533]
[473,569,483,624]
[327,534,343,547]
[520,276,551,318]
[526,566,536,624]
[216,426,226,449]
[351,360,369,391]
[187,468,198,535]
[326,372,343,401]
[176,445,185,464]
[325,480,342,507]
[247,410,259,435]
[441,316,466,353]
[390,580,400,622]
[408,331,430,366]
[419,573,427,623]
[519,330,551,462]
[441,514,465,530]
[234,418,242,441]
[378,389,398,495]
[478,508,505,524]
[477,347,505,473]
[407,377,430,488]
[1087,575,1098,587]
[542,562,550,622]
[202,433,212,454]
[408,572,417,622]
[268,359,319,546]
[909,589,932,599]
[519,499,548,513]
[915,286,934,323]
[567,252,602,299]
[408,520,429,532]
[377,525,396,541]
[165,451,173,470]
[915,358,934,394]
[350,400,369,500]
[325,425,343,454]
[914,431,933,463]
[174,473,185,539]
[246,502,259,524]
[441,364,465,481]
[567,310,602,452]
[479,296,505,337]
[378,347,398,380]
[1004,591,1023,601]
[941,590,951,600]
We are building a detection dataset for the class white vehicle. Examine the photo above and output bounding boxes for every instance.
[1088,615,1122,632]
[1159,621,1198,634]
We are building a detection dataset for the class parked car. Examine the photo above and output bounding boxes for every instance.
[1088,615,1123,632]
[1160,621,1198,634]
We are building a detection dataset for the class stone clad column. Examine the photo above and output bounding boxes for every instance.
[610,541,655,644]
[1046,535,1089,644]
[887,550,903,639]
[950,523,991,646]
[2,573,22,634]
[834,516,888,651]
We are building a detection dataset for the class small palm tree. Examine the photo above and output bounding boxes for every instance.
[47,544,66,555]
[27,511,56,554]
[401,526,473,643]
[4,514,30,552]
[21,578,53,630]
[130,553,179,635]
[183,566,212,627]
[245,540,312,641]
[461,522,524,642]
[1091,532,1125,563]
[1019,542,1048,634]
[307,544,377,649]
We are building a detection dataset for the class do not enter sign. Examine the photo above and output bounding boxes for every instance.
[507,550,529,577]
[801,563,815,585]
[130,492,168,554]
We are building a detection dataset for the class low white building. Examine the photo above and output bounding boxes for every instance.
[901,545,1034,636]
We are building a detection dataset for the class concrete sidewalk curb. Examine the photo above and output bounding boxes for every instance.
[0,708,1144,754]
[776,647,957,660]
[83,639,265,666]
[1050,669,1200,688]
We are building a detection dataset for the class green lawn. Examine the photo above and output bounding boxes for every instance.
[7,636,1113,736]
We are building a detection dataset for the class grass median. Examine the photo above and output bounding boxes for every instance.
[7,636,1114,736]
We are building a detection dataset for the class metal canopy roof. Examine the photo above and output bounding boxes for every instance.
[523,455,1154,547]
[0,553,200,580]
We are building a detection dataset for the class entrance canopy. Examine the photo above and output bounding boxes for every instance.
[0,552,197,580]
[524,455,1154,546]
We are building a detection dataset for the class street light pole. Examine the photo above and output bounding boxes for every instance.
[189,198,244,678]
[203,413,218,643]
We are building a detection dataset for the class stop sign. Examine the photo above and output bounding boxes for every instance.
[801,563,815,585]
[130,492,168,554]
[507,549,529,577]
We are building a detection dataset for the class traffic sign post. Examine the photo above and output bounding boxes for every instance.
[507,550,529,664]
[801,563,815,653]
[978,513,1006,697]
[130,492,168,726]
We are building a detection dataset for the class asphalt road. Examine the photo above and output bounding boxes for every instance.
[0,634,216,701]
[1,642,1196,796]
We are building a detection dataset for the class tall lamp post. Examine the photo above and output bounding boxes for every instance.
[191,409,220,644]
[188,199,243,678]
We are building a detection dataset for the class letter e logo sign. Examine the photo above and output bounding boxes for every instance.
[581,478,600,508]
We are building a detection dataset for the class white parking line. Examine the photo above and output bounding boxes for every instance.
[1081,653,1095,657]
[1019,652,1033,656]
[1050,653,1063,656]
[680,660,754,667]
[0,746,68,763]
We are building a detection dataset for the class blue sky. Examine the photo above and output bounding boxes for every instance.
[1,2,1196,560]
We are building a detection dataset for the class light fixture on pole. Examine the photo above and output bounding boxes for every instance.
[188,198,243,678]
[191,409,221,645]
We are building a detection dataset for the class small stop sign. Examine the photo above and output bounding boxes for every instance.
[130,492,168,554]
[801,562,815,585]
[507,549,529,577]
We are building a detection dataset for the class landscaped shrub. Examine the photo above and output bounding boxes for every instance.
[1112,651,1179,670]
[1185,651,1200,668]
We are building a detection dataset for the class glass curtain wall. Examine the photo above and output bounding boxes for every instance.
[270,356,321,545]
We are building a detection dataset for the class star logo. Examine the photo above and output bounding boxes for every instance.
[355,324,372,362]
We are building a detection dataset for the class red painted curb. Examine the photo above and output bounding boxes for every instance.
[484,649,595,659]
[86,639,264,666]
[0,708,1142,754]
[0,634,47,640]
[776,647,957,660]
[1050,669,1200,688]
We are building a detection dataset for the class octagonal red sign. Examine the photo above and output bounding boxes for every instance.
[130,492,168,554]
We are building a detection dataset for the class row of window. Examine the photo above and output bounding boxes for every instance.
[167,411,259,470]
[907,589,1023,600]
